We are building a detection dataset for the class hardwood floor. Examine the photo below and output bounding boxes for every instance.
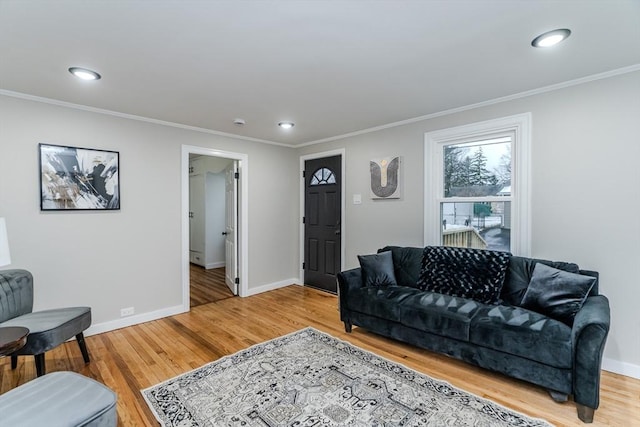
[1,285,638,426]
[189,264,234,307]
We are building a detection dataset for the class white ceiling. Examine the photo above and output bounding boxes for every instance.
[1,0,639,146]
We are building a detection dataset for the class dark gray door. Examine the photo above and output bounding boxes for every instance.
[304,155,341,293]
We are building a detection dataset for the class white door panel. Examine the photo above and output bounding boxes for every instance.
[225,161,238,295]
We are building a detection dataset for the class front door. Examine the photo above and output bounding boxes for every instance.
[304,155,341,293]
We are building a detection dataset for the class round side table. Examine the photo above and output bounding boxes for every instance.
[0,326,29,356]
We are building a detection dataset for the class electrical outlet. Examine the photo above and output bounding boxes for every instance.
[120,307,135,317]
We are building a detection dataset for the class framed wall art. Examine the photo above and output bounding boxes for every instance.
[39,143,120,211]
[370,156,401,199]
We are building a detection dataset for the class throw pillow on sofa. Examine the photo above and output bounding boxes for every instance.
[521,263,596,326]
[416,246,511,304]
[501,256,581,306]
[378,246,424,288]
[358,251,398,287]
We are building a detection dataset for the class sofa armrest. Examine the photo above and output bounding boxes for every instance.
[337,268,363,324]
[571,295,610,411]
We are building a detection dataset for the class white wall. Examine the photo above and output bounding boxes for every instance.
[0,95,299,329]
[298,70,640,376]
[1,70,638,376]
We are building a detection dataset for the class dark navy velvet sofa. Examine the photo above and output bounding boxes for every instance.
[337,246,610,423]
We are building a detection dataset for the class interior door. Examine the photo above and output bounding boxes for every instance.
[224,161,239,295]
[304,155,341,293]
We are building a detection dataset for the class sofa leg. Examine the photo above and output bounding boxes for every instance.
[577,404,594,423]
[548,390,568,403]
[76,332,90,364]
[344,321,352,333]
[34,354,46,377]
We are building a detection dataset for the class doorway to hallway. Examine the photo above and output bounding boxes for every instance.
[188,154,239,303]
[182,145,249,311]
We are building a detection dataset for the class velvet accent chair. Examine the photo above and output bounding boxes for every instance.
[0,269,92,376]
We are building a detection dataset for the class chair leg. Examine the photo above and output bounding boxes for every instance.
[11,354,17,370]
[76,332,90,364]
[34,353,46,377]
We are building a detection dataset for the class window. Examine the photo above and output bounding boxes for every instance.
[425,114,531,256]
[310,167,336,186]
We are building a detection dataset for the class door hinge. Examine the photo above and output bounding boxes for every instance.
[235,277,240,285]
[302,170,306,178]
[302,216,305,224]
[234,172,239,179]
[302,262,306,269]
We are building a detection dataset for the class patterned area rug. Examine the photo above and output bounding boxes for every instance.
[142,327,552,426]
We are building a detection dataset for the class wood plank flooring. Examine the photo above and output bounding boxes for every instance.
[1,285,638,426]
[189,264,234,307]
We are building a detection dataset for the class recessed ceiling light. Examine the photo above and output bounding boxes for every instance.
[531,29,571,48]
[278,121,294,129]
[68,67,101,81]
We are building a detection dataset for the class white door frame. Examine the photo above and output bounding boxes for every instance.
[182,145,249,311]
[299,149,346,284]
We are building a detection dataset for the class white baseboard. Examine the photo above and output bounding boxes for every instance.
[83,279,301,335]
[84,304,187,337]
[602,357,640,380]
[243,278,301,297]
[205,261,225,269]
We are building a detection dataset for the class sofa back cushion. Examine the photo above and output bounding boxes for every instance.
[501,256,582,306]
[358,251,398,287]
[416,246,511,304]
[378,246,423,288]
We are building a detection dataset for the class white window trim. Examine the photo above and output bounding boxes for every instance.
[424,113,531,256]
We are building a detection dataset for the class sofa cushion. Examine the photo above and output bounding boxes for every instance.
[501,256,580,306]
[469,305,572,368]
[416,246,511,304]
[378,246,423,288]
[346,286,423,322]
[358,251,398,287]
[520,263,596,326]
[399,292,482,341]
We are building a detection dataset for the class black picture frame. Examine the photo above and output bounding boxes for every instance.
[39,143,120,211]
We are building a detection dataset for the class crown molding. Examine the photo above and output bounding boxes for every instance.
[298,64,640,147]
[3,63,639,149]
[0,89,290,148]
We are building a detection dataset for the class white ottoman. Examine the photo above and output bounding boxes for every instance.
[0,371,117,427]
